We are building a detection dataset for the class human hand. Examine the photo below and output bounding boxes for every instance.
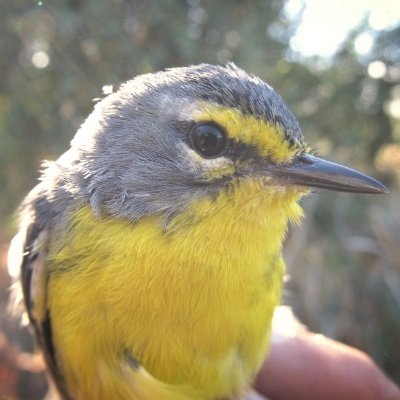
[254,308,400,400]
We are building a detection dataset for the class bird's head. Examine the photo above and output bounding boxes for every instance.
[63,64,387,228]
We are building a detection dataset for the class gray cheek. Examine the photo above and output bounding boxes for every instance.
[84,135,204,223]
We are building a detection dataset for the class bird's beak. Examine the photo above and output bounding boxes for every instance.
[266,153,388,194]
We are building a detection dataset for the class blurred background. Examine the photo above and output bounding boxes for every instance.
[0,0,399,398]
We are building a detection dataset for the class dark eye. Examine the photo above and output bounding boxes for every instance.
[190,123,227,158]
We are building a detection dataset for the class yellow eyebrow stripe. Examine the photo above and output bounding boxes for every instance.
[191,103,299,164]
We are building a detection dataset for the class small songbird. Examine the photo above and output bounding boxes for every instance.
[9,64,387,400]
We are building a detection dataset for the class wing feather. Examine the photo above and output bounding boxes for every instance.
[10,217,73,400]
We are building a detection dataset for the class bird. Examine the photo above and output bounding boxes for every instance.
[9,63,388,400]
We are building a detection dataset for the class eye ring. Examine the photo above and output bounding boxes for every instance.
[190,122,227,158]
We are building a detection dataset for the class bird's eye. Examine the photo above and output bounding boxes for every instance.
[190,123,227,158]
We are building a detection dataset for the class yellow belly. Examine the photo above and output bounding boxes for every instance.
[48,180,303,399]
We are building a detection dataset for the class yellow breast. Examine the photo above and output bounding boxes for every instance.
[48,178,303,399]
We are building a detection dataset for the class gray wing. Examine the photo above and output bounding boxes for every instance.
[9,209,73,400]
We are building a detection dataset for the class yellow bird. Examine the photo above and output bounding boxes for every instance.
[9,64,387,400]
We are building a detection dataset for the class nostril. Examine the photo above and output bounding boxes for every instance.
[297,154,314,165]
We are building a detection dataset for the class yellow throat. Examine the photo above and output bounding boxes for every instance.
[48,177,304,400]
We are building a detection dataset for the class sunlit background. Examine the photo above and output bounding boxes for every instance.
[287,0,399,57]
[1,0,399,398]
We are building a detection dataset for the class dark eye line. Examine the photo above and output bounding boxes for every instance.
[177,120,264,165]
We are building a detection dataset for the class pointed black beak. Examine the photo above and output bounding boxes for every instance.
[266,153,388,194]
